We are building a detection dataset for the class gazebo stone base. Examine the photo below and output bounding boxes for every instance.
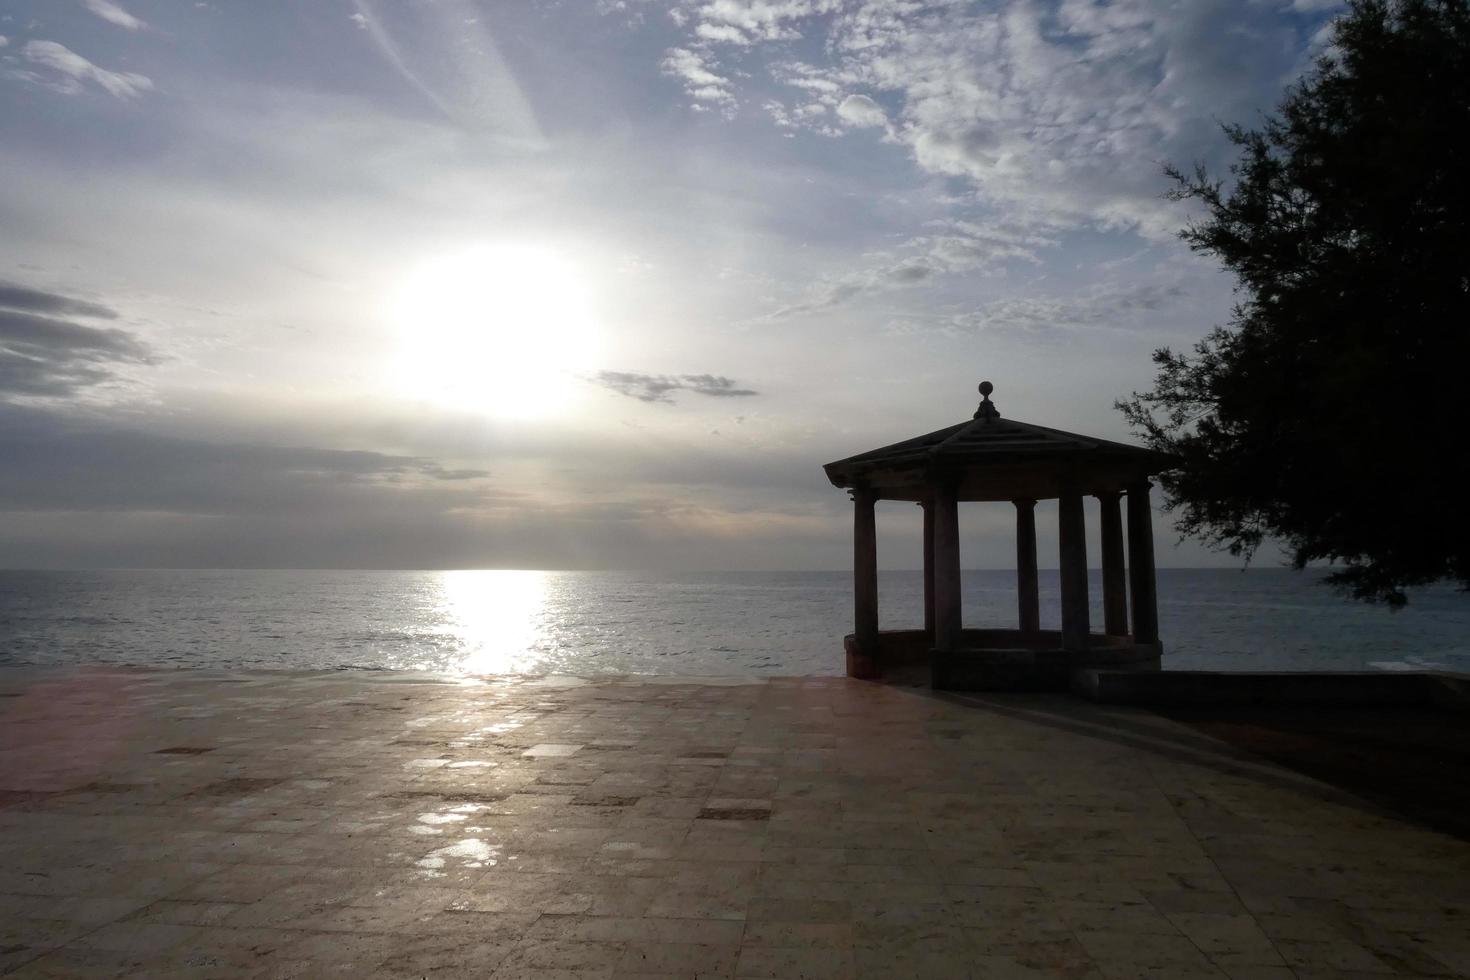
[845,629,1161,692]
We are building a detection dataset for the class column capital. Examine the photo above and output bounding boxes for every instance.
[848,485,879,503]
[1012,497,1037,510]
[1092,489,1123,502]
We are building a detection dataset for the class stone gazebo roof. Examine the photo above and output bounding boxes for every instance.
[824,382,1176,502]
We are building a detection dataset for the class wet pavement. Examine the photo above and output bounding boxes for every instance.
[1,667,1467,978]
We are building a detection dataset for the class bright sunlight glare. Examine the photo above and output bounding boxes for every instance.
[391,244,602,418]
[439,569,549,674]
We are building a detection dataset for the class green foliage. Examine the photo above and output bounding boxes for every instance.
[1120,0,1470,606]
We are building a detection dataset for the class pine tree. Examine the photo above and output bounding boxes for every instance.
[1120,0,1470,605]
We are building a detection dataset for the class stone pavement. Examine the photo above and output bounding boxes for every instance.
[1,667,1467,979]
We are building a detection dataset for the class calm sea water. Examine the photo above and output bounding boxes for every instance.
[0,569,1465,676]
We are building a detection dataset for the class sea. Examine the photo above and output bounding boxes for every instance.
[0,568,1465,677]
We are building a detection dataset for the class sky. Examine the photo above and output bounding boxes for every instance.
[0,0,1341,571]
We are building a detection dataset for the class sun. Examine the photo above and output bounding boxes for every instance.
[390,244,601,418]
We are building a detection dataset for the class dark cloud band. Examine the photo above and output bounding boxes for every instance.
[0,283,153,399]
[593,371,758,404]
[0,282,118,320]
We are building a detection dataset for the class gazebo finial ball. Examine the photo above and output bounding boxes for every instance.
[978,380,994,397]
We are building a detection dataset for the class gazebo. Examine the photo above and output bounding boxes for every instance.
[823,381,1178,691]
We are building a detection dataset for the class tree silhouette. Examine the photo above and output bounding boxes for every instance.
[1119,0,1470,606]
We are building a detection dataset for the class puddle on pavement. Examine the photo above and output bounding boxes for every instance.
[482,713,539,734]
[415,838,501,874]
[410,802,491,835]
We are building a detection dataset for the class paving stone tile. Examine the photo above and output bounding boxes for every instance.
[1272,938,1395,972]
[618,941,739,975]
[70,922,201,956]
[745,897,852,924]
[124,898,248,927]
[524,745,586,759]
[371,933,520,977]
[853,944,965,980]
[1166,912,1282,964]
[528,915,743,944]
[740,921,852,948]
[1073,929,1218,968]
[6,945,151,979]
[738,945,855,979]
[498,939,628,972]
[1060,901,1185,935]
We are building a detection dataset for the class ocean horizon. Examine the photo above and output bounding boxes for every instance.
[1,567,1465,677]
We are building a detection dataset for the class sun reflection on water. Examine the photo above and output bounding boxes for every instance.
[437,570,549,674]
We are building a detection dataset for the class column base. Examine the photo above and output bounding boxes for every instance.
[843,634,880,680]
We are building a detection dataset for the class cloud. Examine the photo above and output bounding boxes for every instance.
[0,36,8,48]
[654,0,1313,238]
[15,40,153,98]
[763,261,922,319]
[763,96,835,134]
[0,403,491,519]
[347,1,543,142]
[913,219,1057,268]
[836,93,885,128]
[82,0,146,31]
[682,0,842,44]
[661,46,735,107]
[764,218,1057,319]
[0,282,118,320]
[0,285,154,398]
[696,22,752,45]
[593,371,759,403]
[951,281,1189,333]
[0,403,836,570]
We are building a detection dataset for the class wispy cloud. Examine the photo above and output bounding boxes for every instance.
[12,40,153,98]
[764,219,1058,320]
[941,281,1189,334]
[647,0,1320,238]
[82,0,147,31]
[593,371,758,404]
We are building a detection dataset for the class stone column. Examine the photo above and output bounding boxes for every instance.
[921,498,936,640]
[1126,481,1160,645]
[1014,498,1040,633]
[932,481,962,652]
[1097,491,1128,636]
[853,487,879,655]
[1058,490,1090,651]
